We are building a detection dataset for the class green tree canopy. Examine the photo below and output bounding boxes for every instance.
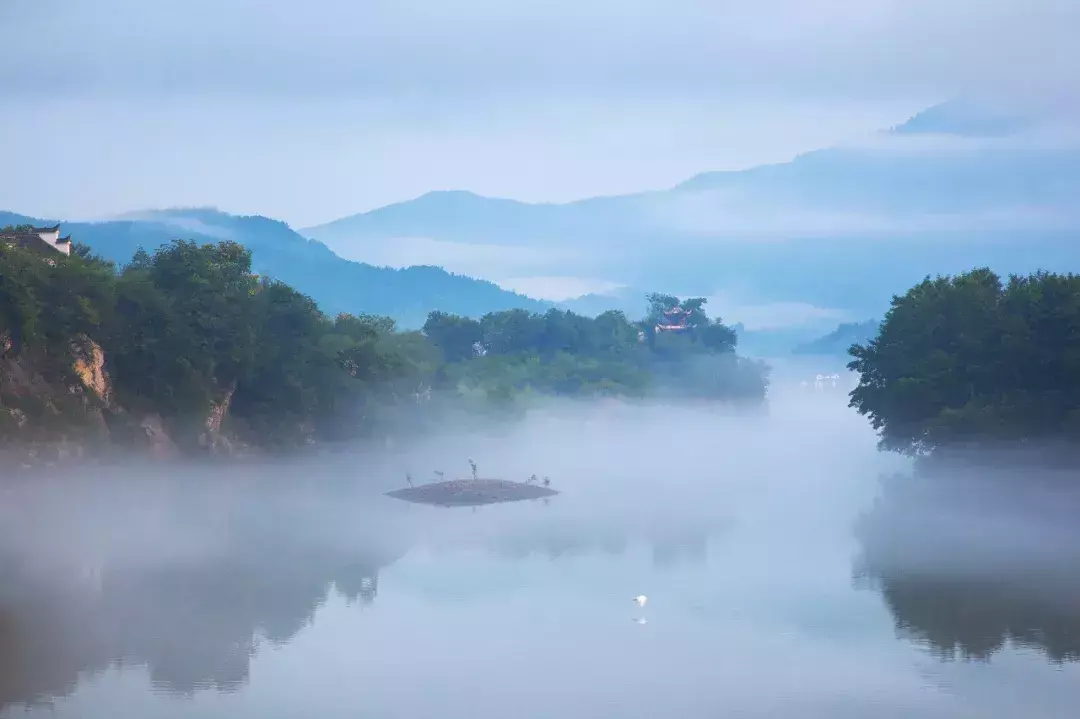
[2,233,769,454]
[849,268,1080,456]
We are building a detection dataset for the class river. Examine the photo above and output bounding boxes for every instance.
[2,394,1078,718]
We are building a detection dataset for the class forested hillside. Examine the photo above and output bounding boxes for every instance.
[1,228,767,464]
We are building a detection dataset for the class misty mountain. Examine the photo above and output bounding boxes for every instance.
[886,101,1033,137]
[557,287,650,319]
[792,320,881,357]
[2,208,549,327]
[0,211,40,227]
[303,102,1080,322]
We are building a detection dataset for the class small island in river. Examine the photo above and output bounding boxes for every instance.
[386,478,559,506]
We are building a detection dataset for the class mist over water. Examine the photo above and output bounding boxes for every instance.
[2,379,1079,718]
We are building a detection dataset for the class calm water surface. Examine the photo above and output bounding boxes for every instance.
[2,397,1078,718]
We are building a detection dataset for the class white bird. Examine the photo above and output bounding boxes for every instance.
[633,594,648,607]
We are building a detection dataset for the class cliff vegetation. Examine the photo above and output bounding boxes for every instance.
[1,229,767,465]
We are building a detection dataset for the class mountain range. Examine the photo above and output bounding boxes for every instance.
[5,100,1078,351]
[0,208,548,328]
[303,101,1080,326]
[792,320,881,357]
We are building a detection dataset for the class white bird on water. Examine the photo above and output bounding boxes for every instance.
[634,594,648,608]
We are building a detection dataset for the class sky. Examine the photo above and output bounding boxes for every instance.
[3,0,1077,227]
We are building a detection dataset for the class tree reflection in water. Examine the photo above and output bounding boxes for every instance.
[854,468,1080,663]
[0,467,724,713]
[0,472,411,711]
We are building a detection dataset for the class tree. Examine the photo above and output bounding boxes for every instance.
[422,311,483,362]
[848,268,1080,456]
[480,308,541,355]
[645,293,681,321]
[3,237,770,455]
[592,310,640,354]
[699,320,737,353]
[227,279,325,447]
[107,240,259,421]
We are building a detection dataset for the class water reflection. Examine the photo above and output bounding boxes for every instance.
[0,545,399,705]
[0,466,725,712]
[18,400,1069,717]
[855,469,1080,663]
[471,525,714,568]
[0,470,413,709]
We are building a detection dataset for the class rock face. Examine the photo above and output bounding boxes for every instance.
[204,389,232,439]
[1,335,109,465]
[1,333,275,466]
[197,382,244,456]
[138,413,181,460]
[386,478,559,506]
[0,335,230,465]
[71,337,110,404]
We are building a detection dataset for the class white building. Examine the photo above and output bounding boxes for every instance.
[1,224,72,255]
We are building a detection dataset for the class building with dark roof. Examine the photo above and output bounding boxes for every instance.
[0,224,72,256]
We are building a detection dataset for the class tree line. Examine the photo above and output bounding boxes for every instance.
[849,267,1080,459]
[1,232,768,453]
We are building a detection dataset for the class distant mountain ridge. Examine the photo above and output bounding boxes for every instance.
[2,208,551,328]
[301,101,1080,324]
[12,101,1080,335]
[0,211,41,228]
[792,319,881,356]
[557,287,648,319]
[887,101,1032,137]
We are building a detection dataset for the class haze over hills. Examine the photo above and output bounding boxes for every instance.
[3,208,783,353]
[303,101,1080,329]
[792,320,881,357]
[7,100,1079,352]
[0,208,550,328]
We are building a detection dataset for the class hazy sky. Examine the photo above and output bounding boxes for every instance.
[2,0,1077,226]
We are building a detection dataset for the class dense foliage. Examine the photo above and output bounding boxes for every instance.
[422,293,767,405]
[1,233,768,453]
[848,268,1080,456]
[1,234,423,450]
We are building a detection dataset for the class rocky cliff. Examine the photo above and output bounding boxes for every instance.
[1,333,243,468]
